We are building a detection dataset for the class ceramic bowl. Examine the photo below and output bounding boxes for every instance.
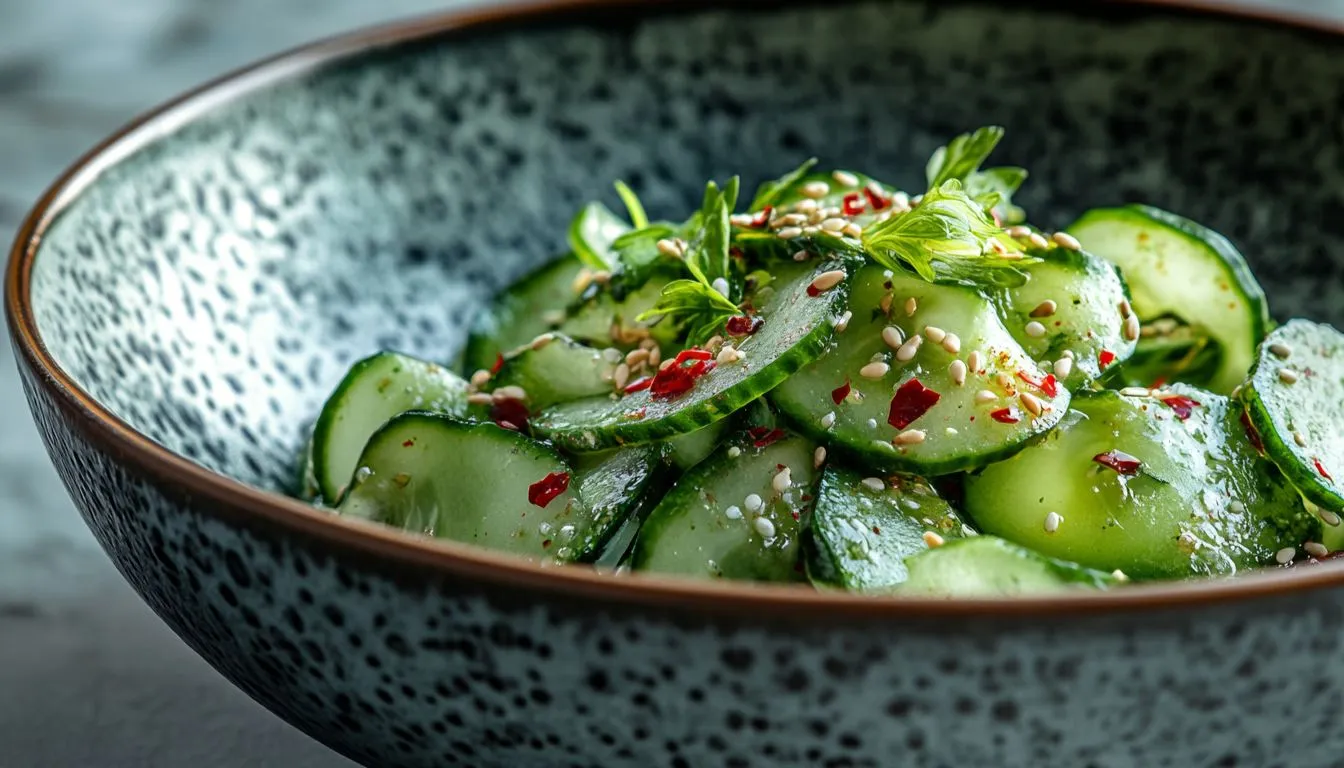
[10,1,1344,765]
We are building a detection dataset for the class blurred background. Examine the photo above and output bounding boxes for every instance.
[0,0,1340,765]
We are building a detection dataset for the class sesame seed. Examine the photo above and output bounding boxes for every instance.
[949,360,968,386]
[1030,300,1058,318]
[772,467,793,493]
[1043,511,1063,533]
[795,198,819,214]
[1279,368,1299,384]
[729,214,754,227]
[843,223,863,238]
[882,326,905,350]
[1120,386,1152,397]
[924,326,947,344]
[967,351,983,372]
[777,227,803,240]
[832,170,860,187]
[727,446,741,458]
[753,516,777,538]
[744,493,763,513]
[834,310,853,332]
[530,333,556,351]
[494,385,527,401]
[861,477,886,492]
[1275,547,1296,565]
[1321,509,1342,527]
[946,427,959,435]
[1019,392,1045,416]
[724,505,742,520]
[656,238,683,258]
[942,333,961,355]
[1230,384,1242,399]
[820,411,836,429]
[866,418,879,429]
[793,250,811,262]
[814,446,828,468]
[896,335,923,362]
[820,217,847,232]
[922,531,945,548]
[659,358,676,371]
[975,390,998,404]
[1061,349,1075,359]
[1006,225,1031,238]
[1118,299,1132,318]
[1112,569,1129,582]
[894,429,926,445]
[1123,313,1141,341]
[1028,232,1050,250]
[469,369,492,388]
[1294,431,1308,448]
[613,363,630,390]
[1306,541,1330,558]
[810,269,847,293]
[648,347,662,369]
[802,181,830,198]
[711,277,731,297]
[716,345,742,365]
[1053,357,1074,378]
[467,392,494,406]
[625,348,649,368]
[1228,500,1247,514]
[1024,321,1047,338]
[772,213,807,228]
[860,361,890,379]
[803,226,820,236]
[1052,232,1082,250]
[1269,342,1293,359]
[904,297,918,316]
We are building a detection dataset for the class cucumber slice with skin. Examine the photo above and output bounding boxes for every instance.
[568,444,668,561]
[901,536,1118,597]
[560,273,681,350]
[994,244,1136,387]
[532,260,852,452]
[1241,320,1344,515]
[490,333,614,410]
[633,430,818,582]
[771,265,1070,475]
[340,413,659,562]
[964,388,1318,578]
[463,255,585,375]
[311,351,471,503]
[1067,205,1269,394]
[805,465,966,592]
[665,420,731,471]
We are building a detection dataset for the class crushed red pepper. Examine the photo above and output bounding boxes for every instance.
[888,378,941,430]
[1098,349,1117,370]
[1240,411,1265,454]
[624,376,653,394]
[725,315,764,337]
[842,192,865,217]
[831,381,852,405]
[528,471,570,508]
[863,187,890,211]
[748,206,773,229]
[1093,450,1142,476]
[491,398,530,432]
[747,427,788,448]
[989,408,1020,424]
[1159,395,1201,421]
[1315,458,1334,482]
[1016,371,1059,398]
[490,353,505,375]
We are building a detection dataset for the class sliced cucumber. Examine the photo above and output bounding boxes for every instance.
[463,255,585,375]
[995,244,1136,387]
[633,431,818,582]
[568,444,667,561]
[901,536,1117,597]
[311,351,471,503]
[771,265,1070,475]
[664,420,731,471]
[964,388,1317,579]
[1068,205,1269,394]
[561,272,681,350]
[568,201,629,271]
[805,465,965,592]
[1241,320,1344,514]
[531,260,852,452]
[490,333,613,409]
[1118,317,1223,389]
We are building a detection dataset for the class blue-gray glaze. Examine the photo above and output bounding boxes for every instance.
[15,1,1344,766]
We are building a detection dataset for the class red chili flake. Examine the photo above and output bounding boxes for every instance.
[791,510,801,521]
[729,246,745,260]
[1016,371,1059,398]
[491,398,530,432]
[871,526,882,535]
[624,376,653,394]
[402,439,415,448]
[686,360,715,378]
[1093,450,1142,476]
[990,408,1020,424]
[748,206,773,229]
[542,539,553,549]
[490,353,505,375]
[842,192,866,217]
[1315,458,1335,482]
[1098,349,1117,370]
[528,471,570,508]
[747,427,787,448]
[674,347,713,365]
[806,284,821,297]
[650,365,695,400]
[1240,411,1265,454]
[888,378,941,430]
[1151,376,1168,388]
[1159,395,1201,421]
[725,315,763,337]
[831,381,852,405]
[863,186,890,211]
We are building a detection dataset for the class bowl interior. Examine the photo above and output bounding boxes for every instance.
[23,0,1344,495]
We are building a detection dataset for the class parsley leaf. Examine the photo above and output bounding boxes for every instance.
[749,158,818,212]
[568,202,631,270]
[635,279,740,345]
[926,126,1028,224]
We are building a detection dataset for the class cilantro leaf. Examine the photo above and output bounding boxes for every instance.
[635,279,740,344]
[614,180,648,229]
[749,158,818,212]
[926,126,1028,224]
[683,178,738,289]
[568,202,631,270]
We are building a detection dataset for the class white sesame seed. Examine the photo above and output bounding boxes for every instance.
[1019,392,1044,417]
[820,217,847,232]
[711,277,731,297]
[729,214,754,227]
[1112,569,1129,582]
[820,411,836,429]
[1006,225,1031,238]
[530,333,557,351]
[975,390,998,404]
[656,238,683,258]
[1052,232,1082,250]
[801,181,830,199]
[716,345,741,366]
[1322,509,1342,527]
[832,170,859,187]
[648,347,662,369]
[967,351,983,372]
[882,326,905,350]
[1269,342,1293,359]
[945,427,959,435]
[922,531,945,548]
[843,222,863,238]
[1123,314,1141,341]
[1228,500,1247,514]
[949,360,968,386]
[625,349,650,369]
[861,477,886,492]
[894,429,926,445]
[942,333,961,355]
[924,326,947,344]
[753,517,777,538]
[794,198,819,214]
[1120,386,1152,397]
[1043,511,1063,533]
[1307,541,1330,558]
[1053,357,1074,379]
[771,213,807,228]
[1024,321,1047,338]
[1279,368,1299,384]
[1028,232,1050,250]
[724,505,742,520]
[860,361,890,379]
[493,385,528,401]
[470,369,492,388]
[727,446,741,458]
[1061,349,1075,359]
[866,418,879,429]
[467,392,494,406]
[777,227,803,240]
[613,363,630,390]
[1294,431,1308,448]
[814,446,827,469]
[1029,300,1058,318]
[792,249,811,262]
[904,297,918,316]
[743,494,763,513]
[810,269,847,293]
[896,335,923,362]
[1275,547,1296,565]
[833,310,853,332]
[772,467,793,493]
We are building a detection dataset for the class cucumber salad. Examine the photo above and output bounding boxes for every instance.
[299,126,1344,597]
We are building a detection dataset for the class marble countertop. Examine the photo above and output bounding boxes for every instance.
[1,0,1341,765]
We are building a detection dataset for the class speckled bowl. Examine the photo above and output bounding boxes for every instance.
[10,1,1344,765]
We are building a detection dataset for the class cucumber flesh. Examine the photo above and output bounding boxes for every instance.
[463,255,585,375]
[561,273,681,350]
[633,431,818,582]
[901,536,1117,597]
[771,265,1070,475]
[1067,205,1269,394]
[311,351,471,503]
[1240,320,1344,515]
[490,333,614,409]
[806,465,965,592]
[664,420,731,471]
[964,388,1318,578]
[568,445,667,562]
[531,260,852,452]
[1118,317,1223,389]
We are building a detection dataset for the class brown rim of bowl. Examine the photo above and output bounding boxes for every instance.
[7,0,1344,620]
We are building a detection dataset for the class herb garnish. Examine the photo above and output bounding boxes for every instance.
[925,125,1027,224]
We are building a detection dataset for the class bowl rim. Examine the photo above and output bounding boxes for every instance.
[8,0,1344,620]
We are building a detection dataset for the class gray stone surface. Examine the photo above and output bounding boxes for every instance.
[0,0,1338,766]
